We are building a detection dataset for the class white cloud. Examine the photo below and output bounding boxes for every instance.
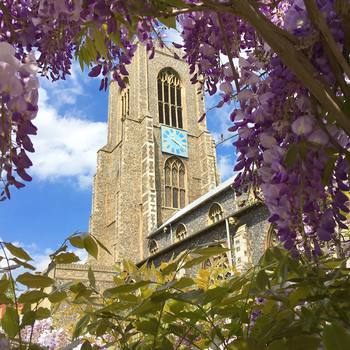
[218,155,234,181]
[40,63,87,108]
[0,240,88,280]
[30,87,107,189]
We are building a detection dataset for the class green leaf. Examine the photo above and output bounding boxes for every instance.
[78,50,84,72]
[0,294,12,304]
[104,281,151,297]
[322,154,337,185]
[323,323,350,350]
[70,282,87,294]
[83,235,98,259]
[284,144,298,168]
[167,0,187,5]
[202,286,229,304]
[81,46,90,66]
[132,299,162,316]
[341,98,350,116]
[48,290,67,303]
[81,340,93,350]
[18,290,47,304]
[1,306,19,338]
[85,36,97,62]
[161,261,179,275]
[4,242,32,261]
[17,273,54,288]
[35,307,51,320]
[288,286,309,307]
[323,259,343,269]
[28,344,46,350]
[267,336,320,350]
[69,235,85,249]
[93,27,108,58]
[160,16,177,29]
[11,257,35,270]
[55,252,80,264]
[136,318,159,335]
[21,310,36,327]
[172,277,195,289]
[93,236,112,256]
[0,278,10,293]
[182,256,208,269]
[73,314,90,339]
[161,336,174,350]
[193,246,229,257]
[229,339,260,350]
[256,270,270,290]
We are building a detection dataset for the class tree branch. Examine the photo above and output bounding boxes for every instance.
[305,0,350,79]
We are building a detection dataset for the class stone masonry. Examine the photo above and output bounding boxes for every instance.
[54,45,271,288]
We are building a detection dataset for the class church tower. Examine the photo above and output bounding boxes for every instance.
[89,45,219,265]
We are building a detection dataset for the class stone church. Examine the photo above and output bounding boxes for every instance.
[53,45,272,287]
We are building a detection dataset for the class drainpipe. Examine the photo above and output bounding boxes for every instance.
[225,218,233,267]
[170,224,173,244]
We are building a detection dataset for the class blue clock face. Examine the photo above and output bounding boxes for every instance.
[161,126,188,158]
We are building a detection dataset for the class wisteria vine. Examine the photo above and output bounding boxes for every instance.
[1,0,350,257]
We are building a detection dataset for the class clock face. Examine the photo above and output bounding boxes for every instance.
[161,125,188,158]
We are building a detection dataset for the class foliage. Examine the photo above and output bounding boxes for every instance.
[68,245,350,350]
[1,239,350,349]
[1,0,350,257]
[0,232,110,349]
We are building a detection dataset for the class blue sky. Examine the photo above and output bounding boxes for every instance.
[1,44,237,268]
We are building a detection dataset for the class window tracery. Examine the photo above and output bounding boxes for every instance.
[164,157,186,208]
[265,225,278,249]
[157,68,183,128]
[208,203,224,224]
[175,223,187,241]
[149,239,158,254]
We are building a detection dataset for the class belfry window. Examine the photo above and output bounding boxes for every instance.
[121,78,129,119]
[209,203,224,224]
[149,239,158,254]
[157,68,183,128]
[164,157,186,208]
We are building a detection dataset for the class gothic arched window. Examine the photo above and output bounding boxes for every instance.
[120,78,129,119]
[209,203,224,224]
[164,157,186,208]
[265,225,278,249]
[175,223,187,241]
[149,239,158,254]
[157,68,183,128]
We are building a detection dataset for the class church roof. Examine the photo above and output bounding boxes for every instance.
[148,176,236,238]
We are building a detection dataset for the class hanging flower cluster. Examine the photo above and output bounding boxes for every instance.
[0,0,156,198]
[171,0,350,257]
[0,42,38,201]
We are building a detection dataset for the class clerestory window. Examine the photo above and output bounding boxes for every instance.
[265,225,278,249]
[149,239,158,255]
[175,223,187,241]
[157,68,183,128]
[164,157,186,208]
[208,203,224,224]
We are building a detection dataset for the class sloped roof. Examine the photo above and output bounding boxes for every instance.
[148,176,235,238]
